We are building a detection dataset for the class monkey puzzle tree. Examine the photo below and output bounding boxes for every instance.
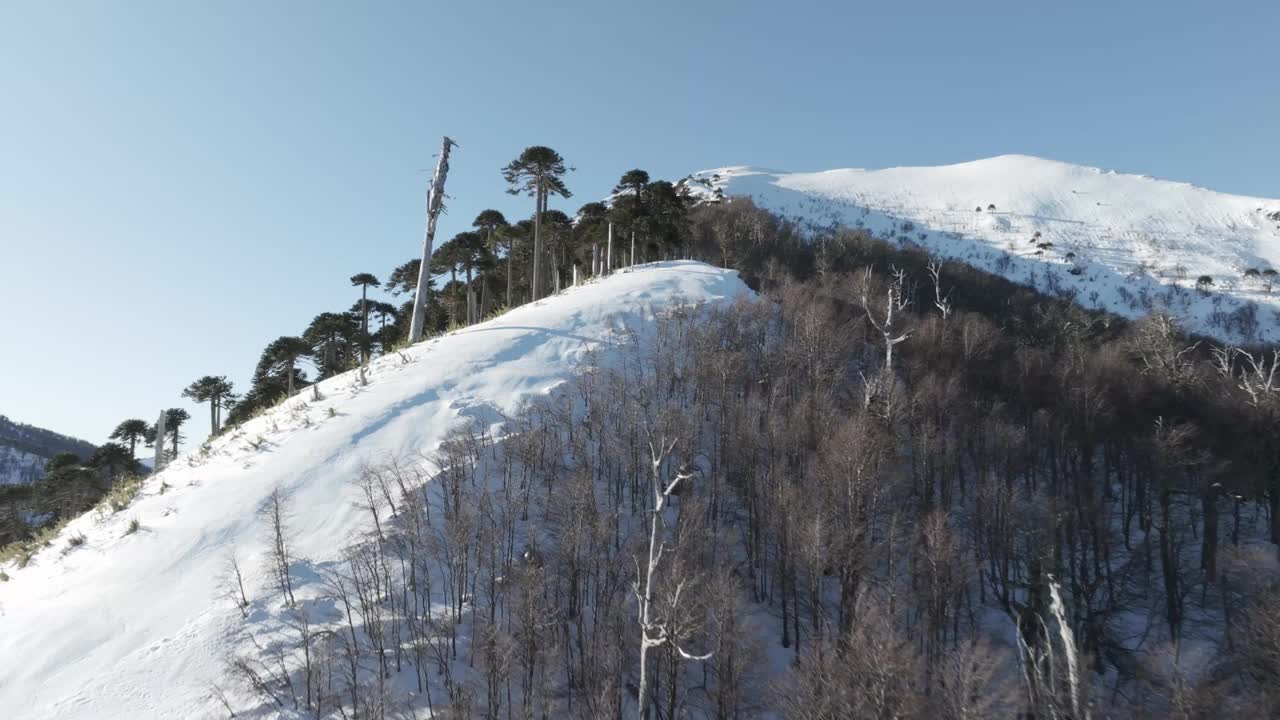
[473,210,508,315]
[576,201,610,274]
[264,336,312,396]
[497,220,534,306]
[526,209,572,293]
[450,231,487,324]
[502,146,572,302]
[182,375,230,438]
[109,418,150,461]
[163,408,191,457]
[386,259,421,297]
[350,273,381,363]
[432,238,464,325]
[473,209,508,258]
[613,168,650,200]
[643,180,690,257]
[610,193,647,266]
[90,442,134,484]
[211,377,236,432]
[304,312,358,378]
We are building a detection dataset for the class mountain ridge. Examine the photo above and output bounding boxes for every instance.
[686,154,1280,343]
[0,415,98,486]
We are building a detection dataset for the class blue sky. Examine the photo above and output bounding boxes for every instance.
[2,0,1277,444]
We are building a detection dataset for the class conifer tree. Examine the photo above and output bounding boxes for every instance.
[576,202,610,274]
[304,313,358,378]
[349,273,380,363]
[211,377,236,432]
[90,442,133,483]
[163,408,190,457]
[502,146,572,301]
[386,259,422,297]
[613,168,650,200]
[108,419,150,461]
[473,210,508,314]
[264,336,312,396]
[182,375,226,438]
[452,231,486,324]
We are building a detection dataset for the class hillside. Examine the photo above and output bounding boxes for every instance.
[0,415,97,485]
[0,262,750,719]
[684,155,1280,343]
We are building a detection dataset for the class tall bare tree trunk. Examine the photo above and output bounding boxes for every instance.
[507,238,515,308]
[607,221,613,273]
[409,136,456,343]
[153,410,167,471]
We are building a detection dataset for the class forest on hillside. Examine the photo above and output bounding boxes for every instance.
[7,145,1280,718]
[220,188,1280,717]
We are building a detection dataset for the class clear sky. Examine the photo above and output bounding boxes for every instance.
[2,0,1277,444]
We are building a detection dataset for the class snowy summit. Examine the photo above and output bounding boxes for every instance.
[686,155,1280,343]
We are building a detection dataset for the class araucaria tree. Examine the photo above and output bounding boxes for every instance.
[182,375,234,437]
[613,169,650,264]
[473,209,509,312]
[162,407,190,457]
[502,146,571,302]
[613,168,650,201]
[451,230,486,324]
[108,418,150,461]
[304,312,358,378]
[349,273,380,363]
[264,336,312,396]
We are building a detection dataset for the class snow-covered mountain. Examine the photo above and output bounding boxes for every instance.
[0,262,749,720]
[0,415,97,485]
[685,155,1280,343]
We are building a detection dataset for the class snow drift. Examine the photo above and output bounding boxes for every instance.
[0,261,750,719]
[686,155,1280,343]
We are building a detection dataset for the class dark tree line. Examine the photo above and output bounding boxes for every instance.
[226,148,699,427]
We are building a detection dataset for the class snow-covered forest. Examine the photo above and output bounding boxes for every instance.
[3,150,1280,719]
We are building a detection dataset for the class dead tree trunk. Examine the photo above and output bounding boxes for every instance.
[153,409,167,471]
[409,136,457,343]
[635,436,711,720]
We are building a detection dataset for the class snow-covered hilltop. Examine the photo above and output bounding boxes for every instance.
[685,155,1280,343]
[0,262,750,720]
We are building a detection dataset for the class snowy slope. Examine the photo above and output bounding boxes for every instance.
[0,261,749,720]
[686,155,1280,343]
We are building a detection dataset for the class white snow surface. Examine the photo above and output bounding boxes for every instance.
[687,155,1280,343]
[0,261,749,720]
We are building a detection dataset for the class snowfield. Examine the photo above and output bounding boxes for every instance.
[686,155,1280,343]
[0,261,750,720]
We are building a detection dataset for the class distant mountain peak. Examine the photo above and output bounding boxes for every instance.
[692,156,1280,343]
